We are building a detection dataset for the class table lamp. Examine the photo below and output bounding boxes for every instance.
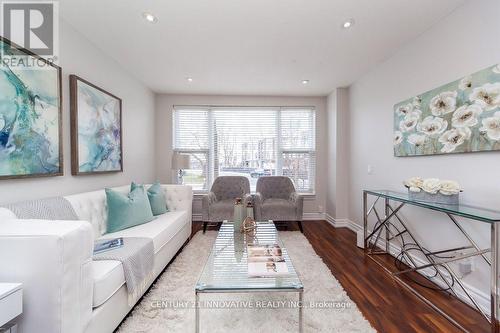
[171,153,191,184]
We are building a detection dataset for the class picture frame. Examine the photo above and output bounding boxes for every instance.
[70,75,123,175]
[0,36,63,179]
[394,64,500,157]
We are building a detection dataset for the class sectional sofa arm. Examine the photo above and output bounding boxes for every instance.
[0,219,94,333]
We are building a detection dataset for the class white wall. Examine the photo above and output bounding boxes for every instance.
[155,94,327,220]
[0,20,156,204]
[326,88,350,220]
[347,0,500,310]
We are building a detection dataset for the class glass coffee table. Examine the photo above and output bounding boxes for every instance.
[195,220,304,332]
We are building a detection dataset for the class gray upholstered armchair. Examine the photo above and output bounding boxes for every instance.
[201,176,251,233]
[254,176,304,233]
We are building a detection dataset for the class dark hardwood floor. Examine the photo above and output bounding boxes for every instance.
[192,220,489,333]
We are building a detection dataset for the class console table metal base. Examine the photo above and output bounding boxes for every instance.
[363,190,499,333]
[195,289,304,333]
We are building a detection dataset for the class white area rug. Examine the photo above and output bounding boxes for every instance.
[117,231,375,332]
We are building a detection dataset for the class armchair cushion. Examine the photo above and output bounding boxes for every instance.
[254,177,303,221]
[210,176,250,201]
[205,199,234,222]
[261,199,297,221]
[256,176,296,200]
[202,176,251,222]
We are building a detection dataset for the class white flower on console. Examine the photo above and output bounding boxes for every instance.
[421,178,441,194]
[439,180,461,196]
[430,91,457,116]
[438,127,471,153]
[417,116,448,137]
[479,111,500,141]
[459,76,472,90]
[404,177,423,192]
[469,82,500,111]
[451,104,483,128]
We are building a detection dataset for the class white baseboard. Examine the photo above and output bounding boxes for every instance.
[302,212,325,220]
[324,214,361,232]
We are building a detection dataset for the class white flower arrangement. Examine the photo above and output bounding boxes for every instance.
[403,177,461,196]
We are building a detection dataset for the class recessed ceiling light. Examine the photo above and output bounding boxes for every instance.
[342,19,354,29]
[142,12,158,23]
[186,77,193,82]
[302,80,309,85]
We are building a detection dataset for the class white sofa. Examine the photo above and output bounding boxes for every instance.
[0,184,193,333]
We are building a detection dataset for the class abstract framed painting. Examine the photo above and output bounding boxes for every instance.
[70,75,123,175]
[0,36,63,179]
[394,64,500,157]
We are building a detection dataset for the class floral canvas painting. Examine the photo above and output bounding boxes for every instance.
[0,38,62,179]
[394,64,500,157]
[70,75,122,175]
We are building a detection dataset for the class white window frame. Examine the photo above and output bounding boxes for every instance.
[172,106,316,194]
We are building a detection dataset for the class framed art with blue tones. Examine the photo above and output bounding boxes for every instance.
[0,37,63,179]
[70,75,123,175]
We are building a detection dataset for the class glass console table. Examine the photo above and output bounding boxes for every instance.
[363,190,500,333]
[195,221,304,333]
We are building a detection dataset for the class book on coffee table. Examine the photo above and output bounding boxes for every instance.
[247,243,289,277]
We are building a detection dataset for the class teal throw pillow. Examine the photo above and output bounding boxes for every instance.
[131,182,168,216]
[105,186,154,233]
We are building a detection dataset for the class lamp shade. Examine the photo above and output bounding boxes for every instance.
[171,153,191,170]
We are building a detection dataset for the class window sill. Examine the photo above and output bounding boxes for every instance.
[193,192,316,198]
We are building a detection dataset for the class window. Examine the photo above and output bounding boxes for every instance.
[173,106,316,193]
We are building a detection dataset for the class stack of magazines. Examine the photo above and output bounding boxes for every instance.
[247,243,289,277]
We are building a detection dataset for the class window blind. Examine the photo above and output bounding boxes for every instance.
[173,106,316,193]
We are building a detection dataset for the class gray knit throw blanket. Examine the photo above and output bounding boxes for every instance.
[3,196,155,305]
[93,237,155,305]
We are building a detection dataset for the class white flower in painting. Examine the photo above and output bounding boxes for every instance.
[412,96,422,108]
[421,178,441,194]
[493,64,500,74]
[407,134,426,147]
[430,91,458,116]
[394,131,403,146]
[396,103,413,117]
[479,111,500,141]
[439,180,461,196]
[399,113,420,132]
[459,76,472,90]
[451,104,483,128]
[404,177,423,191]
[438,127,471,153]
[417,116,448,137]
[469,82,500,111]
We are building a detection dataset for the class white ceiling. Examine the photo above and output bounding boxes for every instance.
[60,0,465,96]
